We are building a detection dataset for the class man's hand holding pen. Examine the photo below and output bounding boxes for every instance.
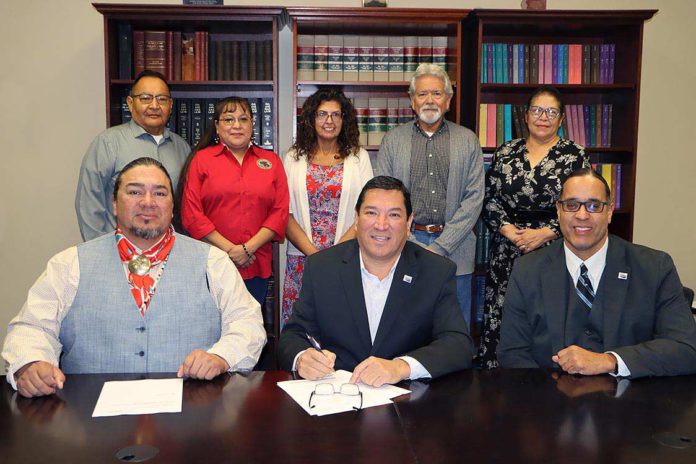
[297,348,336,380]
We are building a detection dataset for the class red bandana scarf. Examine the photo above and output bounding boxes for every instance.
[115,226,176,316]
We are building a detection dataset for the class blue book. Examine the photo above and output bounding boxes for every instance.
[552,44,559,84]
[504,104,512,142]
[481,44,487,83]
[518,44,525,84]
[495,44,504,84]
[507,44,513,84]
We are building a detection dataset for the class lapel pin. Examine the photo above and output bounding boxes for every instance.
[618,272,628,280]
[403,275,413,283]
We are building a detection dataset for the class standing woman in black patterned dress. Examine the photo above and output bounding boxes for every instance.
[478,86,590,368]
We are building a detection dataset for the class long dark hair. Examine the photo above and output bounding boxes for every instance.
[174,96,253,232]
[292,87,360,161]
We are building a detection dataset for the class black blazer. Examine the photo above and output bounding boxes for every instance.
[278,240,473,378]
[498,235,696,378]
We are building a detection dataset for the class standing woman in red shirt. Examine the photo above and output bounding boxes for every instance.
[179,96,289,304]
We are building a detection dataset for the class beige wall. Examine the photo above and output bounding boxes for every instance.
[0,0,693,358]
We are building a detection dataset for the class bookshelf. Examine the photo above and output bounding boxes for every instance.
[463,9,656,336]
[286,7,470,152]
[93,3,284,369]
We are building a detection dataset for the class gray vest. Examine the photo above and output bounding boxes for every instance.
[565,273,604,352]
[60,233,220,374]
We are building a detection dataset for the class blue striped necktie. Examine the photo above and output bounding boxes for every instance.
[576,263,595,309]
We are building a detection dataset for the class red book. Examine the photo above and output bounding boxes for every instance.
[144,31,166,76]
[133,31,145,77]
[203,32,209,81]
[486,104,496,148]
[575,105,586,147]
[172,32,182,81]
[166,31,173,81]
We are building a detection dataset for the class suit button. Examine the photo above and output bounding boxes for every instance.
[584,329,592,336]
[137,327,146,332]
[138,351,145,357]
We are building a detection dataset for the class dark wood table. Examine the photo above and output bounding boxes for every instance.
[2,370,696,463]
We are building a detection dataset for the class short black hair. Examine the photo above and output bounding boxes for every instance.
[561,167,611,202]
[527,85,565,115]
[131,70,169,95]
[355,176,412,217]
[113,157,173,200]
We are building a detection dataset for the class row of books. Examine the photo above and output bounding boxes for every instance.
[480,43,616,85]
[477,103,613,149]
[296,96,415,147]
[297,35,451,83]
[593,163,623,208]
[118,24,273,81]
[121,97,275,150]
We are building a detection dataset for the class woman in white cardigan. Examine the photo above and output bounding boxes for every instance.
[282,88,373,325]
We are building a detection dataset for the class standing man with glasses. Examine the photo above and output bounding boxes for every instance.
[498,168,696,378]
[375,63,484,333]
[76,70,191,241]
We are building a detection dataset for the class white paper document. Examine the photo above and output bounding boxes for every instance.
[92,378,183,417]
[277,370,410,416]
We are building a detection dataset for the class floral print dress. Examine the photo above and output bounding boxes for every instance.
[282,163,344,325]
[478,138,589,368]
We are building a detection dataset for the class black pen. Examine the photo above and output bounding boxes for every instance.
[305,332,327,358]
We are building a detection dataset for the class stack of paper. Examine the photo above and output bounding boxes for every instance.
[277,370,410,416]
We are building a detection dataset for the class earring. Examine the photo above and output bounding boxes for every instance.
[214,133,220,144]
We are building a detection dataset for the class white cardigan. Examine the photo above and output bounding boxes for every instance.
[283,148,373,257]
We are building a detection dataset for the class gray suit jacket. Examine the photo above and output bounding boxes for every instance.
[375,120,484,275]
[498,235,696,378]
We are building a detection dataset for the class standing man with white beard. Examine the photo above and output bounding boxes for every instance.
[375,64,484,333]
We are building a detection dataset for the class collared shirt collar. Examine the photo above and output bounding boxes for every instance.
[213,142,257,158]
[563,236,609,290]
[127,118,171,142]
[358,250,401,283]
[412,118,449,139]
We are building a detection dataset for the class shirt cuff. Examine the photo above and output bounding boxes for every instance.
[607,351,631,377]
[396,356,432,380]
[291,350,306,372]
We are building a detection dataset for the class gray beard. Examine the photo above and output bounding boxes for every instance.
[418,107,442,125]
[129,225,164,241]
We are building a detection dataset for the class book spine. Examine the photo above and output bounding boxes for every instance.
[432,36,448,72]
[591,44,600,84]
[231,41,240,81]
[576,105,586,147]
[495,104,504,147]
[487,43,495,84]
[249,99,261,145]
[248,40,258,81]
[595,104,602,147]
[120,96,132,124]
[343,36,360,82]
[398,97,413,125]
[261,98,274,150]
[608,44,616,84]
[615,164,622,208]
[530,44,538,84]
[172,32,182,81]
[479,104,487,147]
[177,99,190,145]
[373,36,389,82]
[358,36,374,82]
[417,36,432,65]
[582,44,591,84]
[481,43,487,83]
[589,105,597,147]
[583,105,591,147]
[561,44,568,84]
[367,98,387,146]
[118,23,133,80]
[314,35,329,81]
[386,98,400,132]
[327,35,343,81]
[486,104,496,148]
[389,36,405,82]
[182,34,195,81]
[544,44,553,84]
[256,40,266,80]
[133,31,145,78]
[504,104,512,142]
[296,35,315,81]
[551,44,559,84]
[165,31,173,81]
[511,105,522,139]
[263,40,273,81]
[537,43,545,84]
[205,99,216,134]
[600,44,608,84]
[194,31,201,81]
[512,44,519,84]
[506,44,513,84]
[191,99,205,147]
[144,31,167,76]
[403,36,418,81]
[239,39,249,80]
[354,97,369,146]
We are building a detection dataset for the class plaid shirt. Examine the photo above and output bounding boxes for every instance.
[409,121,450,225]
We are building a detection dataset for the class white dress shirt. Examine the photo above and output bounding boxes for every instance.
[563,238,630,377]
[3,244,266,390]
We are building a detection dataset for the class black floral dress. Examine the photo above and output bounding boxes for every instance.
[478,138,589,369]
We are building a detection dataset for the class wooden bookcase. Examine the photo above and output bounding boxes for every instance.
[93,3,284,369]
[286,7,470,153]
[462,9,656,337]
[463,9,657,242]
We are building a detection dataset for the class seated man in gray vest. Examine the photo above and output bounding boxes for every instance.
[498,168,696,378]
[3,157,266,398]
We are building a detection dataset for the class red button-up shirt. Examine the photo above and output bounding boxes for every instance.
[181,143,289,279]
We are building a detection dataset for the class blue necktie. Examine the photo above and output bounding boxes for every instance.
[576,263,595,309]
